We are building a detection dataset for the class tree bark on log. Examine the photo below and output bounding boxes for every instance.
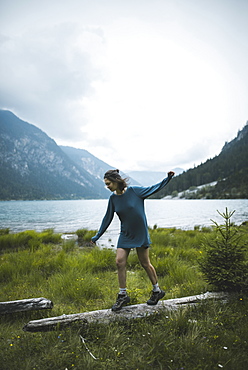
[0,297,53,314]
[23,292,226,332]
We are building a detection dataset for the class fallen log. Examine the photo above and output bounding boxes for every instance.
[23,292,226,332]
[0,297,53,314]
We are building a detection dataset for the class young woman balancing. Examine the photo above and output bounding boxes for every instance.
[91,169,175,311]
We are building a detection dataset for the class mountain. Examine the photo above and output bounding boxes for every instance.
[60,146,112,180]
[0,110,109,200]
[126,168,184,186]
[60,146,140,186]
[1,109,247,200]
[151,122,248,199]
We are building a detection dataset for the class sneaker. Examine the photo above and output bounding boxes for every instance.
[147,290,165,305]
[111,294,130,311]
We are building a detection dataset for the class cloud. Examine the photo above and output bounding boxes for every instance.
[0,22,106,140]
[133,135,218,172]
[0,0,247,172]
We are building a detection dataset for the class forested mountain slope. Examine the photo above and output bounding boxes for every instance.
[152,123,248,199]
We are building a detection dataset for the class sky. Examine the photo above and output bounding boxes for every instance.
[0,0,248,172]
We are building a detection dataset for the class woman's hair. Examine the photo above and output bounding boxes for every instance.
[104,169,128,191]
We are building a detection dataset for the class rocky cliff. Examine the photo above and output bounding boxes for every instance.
[0,110,109,200]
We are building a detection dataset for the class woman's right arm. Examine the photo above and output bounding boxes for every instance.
[91,197,115,243]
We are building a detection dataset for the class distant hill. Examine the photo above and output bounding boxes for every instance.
[0,110,109,200]
[152,122,248,199]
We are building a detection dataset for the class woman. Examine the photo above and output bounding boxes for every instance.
[91,169,175,311]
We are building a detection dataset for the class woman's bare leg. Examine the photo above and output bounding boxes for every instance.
[112,248,131,311]
[136,247,165,305]
[136,247,158,285]
[116,248,130,288]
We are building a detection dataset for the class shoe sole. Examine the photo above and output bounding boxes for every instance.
[147,291,165,305]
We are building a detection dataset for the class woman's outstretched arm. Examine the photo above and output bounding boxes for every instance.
[132,171,175,199]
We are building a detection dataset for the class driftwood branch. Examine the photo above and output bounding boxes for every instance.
[0,297,53,314]
[23,292,226,332]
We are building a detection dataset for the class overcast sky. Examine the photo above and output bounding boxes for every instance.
[1,0,248,172]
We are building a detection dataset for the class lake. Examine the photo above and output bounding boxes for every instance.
[0,199,247,248]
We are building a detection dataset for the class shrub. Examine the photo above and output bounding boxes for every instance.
[76,228,89,238]
[38,229,61,244]
[0,228,9,235]
[0,231,37,252]
[76,228,97,242]
[83,230,98,241]
[199,208,248,292]
[0,229,61,252]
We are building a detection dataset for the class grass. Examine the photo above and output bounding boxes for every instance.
[0,224,248,369]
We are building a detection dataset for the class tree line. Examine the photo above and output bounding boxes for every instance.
[152,124,248,199]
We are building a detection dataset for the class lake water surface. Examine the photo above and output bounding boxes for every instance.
[0,199,247,248]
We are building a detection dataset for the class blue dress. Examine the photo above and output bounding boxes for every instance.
[91,175,173,248]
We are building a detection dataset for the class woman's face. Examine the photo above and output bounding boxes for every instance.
[104,178,118,192]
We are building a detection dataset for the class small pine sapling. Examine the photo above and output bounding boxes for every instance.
[199,208,248,292]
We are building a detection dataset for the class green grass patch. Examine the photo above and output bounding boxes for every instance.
[0,221,247,369]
